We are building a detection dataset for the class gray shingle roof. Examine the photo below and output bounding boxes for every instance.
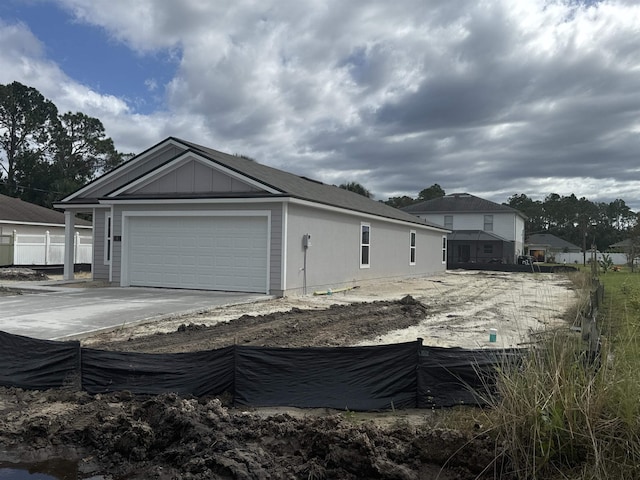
[0,193,91,226]
[448,230,510,242]
[402,193,524,216]
[142,138,446,229]
[526,233,581,251]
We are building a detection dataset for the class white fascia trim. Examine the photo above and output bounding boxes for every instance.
[98,197,285,205]
[120,209,272,291]
[286,198,450,233]
[62,138,187,202]
[0,220,92,229]
[107,151,281,197]
[53,203,102,210]
[121,209,271,218]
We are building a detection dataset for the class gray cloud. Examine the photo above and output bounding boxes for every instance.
[2,0,640,209]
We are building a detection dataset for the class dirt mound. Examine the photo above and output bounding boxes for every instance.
[0,267,47,281]
[96,298,430,353]
[0,388,504,479]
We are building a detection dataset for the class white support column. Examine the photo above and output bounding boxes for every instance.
[63,211,75,280]
[44,231,50,265]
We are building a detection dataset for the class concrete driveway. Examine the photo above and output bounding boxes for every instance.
[0,282,271,341]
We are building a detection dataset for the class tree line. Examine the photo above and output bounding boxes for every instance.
[1,81,637,254]
[505,193,636,253]
[341,181,638,252]
[0,81,128,207]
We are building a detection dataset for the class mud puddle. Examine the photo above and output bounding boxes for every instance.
[0,458,78,479]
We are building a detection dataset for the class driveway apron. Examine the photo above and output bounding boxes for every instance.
[0,284,270,340]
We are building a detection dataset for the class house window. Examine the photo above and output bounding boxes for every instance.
[484,244,493,254]
[104,214,112,265]
[409,230,416,265]
[444,215,453,229]
[484,215,493,231]
[442,236,447,263]
[360,223,370,268]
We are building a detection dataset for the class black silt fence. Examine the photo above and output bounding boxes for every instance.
[81,346,235,396]
[0,330,80,390]
[234,342,420,410]
[0,332,520,410]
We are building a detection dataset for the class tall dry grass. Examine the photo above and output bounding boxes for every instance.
[490,270,640,479]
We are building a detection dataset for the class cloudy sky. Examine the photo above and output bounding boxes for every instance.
[1,0,639,209]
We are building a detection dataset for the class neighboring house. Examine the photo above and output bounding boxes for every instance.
[402,193,526,264]
[525,233,581,262]
[0,193,92,266]
[55,137,449,295]
[606,239,636,266]
[609,239,631,251]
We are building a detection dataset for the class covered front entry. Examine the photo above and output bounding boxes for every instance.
[123,214,269,293]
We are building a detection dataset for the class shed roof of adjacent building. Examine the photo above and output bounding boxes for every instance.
[0,193,91,227]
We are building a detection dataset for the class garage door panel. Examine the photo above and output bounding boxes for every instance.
[127,215,268,292]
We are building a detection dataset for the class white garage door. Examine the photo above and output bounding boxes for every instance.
[127,215,268,292]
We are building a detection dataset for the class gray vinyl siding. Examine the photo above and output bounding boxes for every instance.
[91,208,109,281]
[269,208,283,295]
[111,205,124,284]
[109,202,283,292]
[284,203,446,295]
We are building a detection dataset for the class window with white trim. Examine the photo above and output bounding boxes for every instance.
[360,223,370,268]
[484,215,493,231]
[409,230,416,265]
[104,214,112,265]
[442,236,447,264]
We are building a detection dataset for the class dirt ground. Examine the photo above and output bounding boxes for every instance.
[0,270,579,479]
[83,270,578,352]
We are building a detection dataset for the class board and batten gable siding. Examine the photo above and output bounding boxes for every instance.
[131,159,263,195]
[91,208,109,281]
[76,144,186,200]
[284,203,445,295]
[108,202,283,292]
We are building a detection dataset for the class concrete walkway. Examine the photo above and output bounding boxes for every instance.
[0,281,271,341]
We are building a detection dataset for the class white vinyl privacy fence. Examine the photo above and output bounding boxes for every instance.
[0,231,92,266]
[554,252,628,265]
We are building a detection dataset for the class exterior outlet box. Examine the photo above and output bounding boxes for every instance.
[303,234,312,248]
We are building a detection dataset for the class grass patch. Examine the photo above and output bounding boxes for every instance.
[490,270,640,479]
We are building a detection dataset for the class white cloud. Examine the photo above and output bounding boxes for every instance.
[2,0,640,208]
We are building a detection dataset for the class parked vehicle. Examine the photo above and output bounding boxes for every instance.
[517,255,536,265]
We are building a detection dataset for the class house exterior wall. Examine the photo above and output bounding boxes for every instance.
[514,215,526,257]
[92,208,109,281]
[284,203,446,295]
[418,211,524,263]
[418,212,517,240]
[107,201,283,292]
